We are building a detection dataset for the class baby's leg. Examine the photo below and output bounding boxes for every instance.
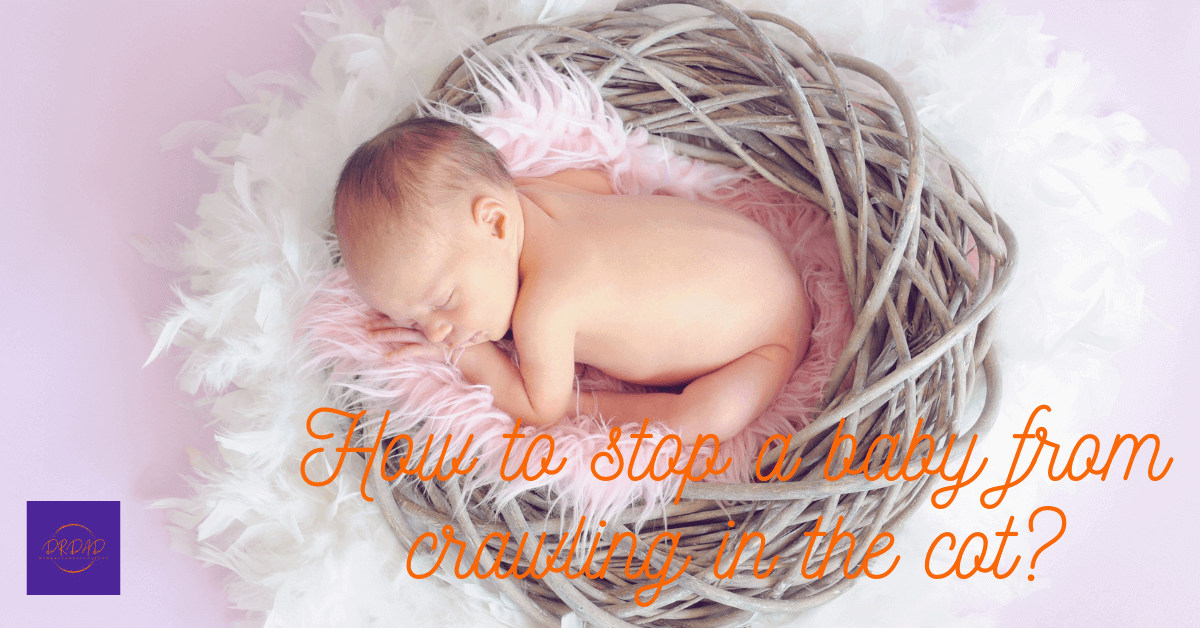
[578,344,797,443]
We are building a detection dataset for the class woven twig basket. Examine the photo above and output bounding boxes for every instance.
[367,0,1018,625]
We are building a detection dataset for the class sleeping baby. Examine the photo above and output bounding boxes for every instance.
[334,117,811,442]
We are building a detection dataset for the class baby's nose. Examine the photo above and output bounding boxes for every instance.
[426,321,452,344]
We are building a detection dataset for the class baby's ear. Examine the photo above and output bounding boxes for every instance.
[472,195,510,239]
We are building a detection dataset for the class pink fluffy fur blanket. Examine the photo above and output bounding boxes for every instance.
[298,55,853,527]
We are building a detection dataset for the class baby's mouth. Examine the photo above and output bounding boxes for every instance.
[445,332,481,365]
[453,331,481,349]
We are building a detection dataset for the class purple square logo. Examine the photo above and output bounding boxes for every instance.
[27,501,120,595]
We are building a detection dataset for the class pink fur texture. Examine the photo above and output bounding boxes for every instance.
[297,54,853,528]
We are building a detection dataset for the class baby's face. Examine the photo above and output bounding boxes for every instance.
[347,196,521,350]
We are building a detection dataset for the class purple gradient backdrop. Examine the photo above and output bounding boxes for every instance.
[3,1,1194,626]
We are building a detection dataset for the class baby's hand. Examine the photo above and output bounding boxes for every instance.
[365,316,448,361]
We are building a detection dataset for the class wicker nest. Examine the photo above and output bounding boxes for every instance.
[367,0,1018,625]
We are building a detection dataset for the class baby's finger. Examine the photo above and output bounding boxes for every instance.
[369,327,425,343]
[384,343,443,362]
[365,317,405,331]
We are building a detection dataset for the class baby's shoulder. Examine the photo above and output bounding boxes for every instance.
[511,266,582,337]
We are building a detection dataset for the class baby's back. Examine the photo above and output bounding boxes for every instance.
[516,171,810,388]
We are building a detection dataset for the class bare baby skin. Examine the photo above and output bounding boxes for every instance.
[346,168,812,442]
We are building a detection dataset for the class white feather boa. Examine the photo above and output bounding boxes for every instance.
[146,0,1186,626]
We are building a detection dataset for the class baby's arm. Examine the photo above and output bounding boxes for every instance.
[577,344,797,443]
[369,313,576,427]
[456,293,578,427]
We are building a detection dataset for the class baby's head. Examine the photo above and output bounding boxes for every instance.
[334,117,522,348]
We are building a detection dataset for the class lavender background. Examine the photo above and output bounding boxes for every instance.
[2,0,1194,625]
